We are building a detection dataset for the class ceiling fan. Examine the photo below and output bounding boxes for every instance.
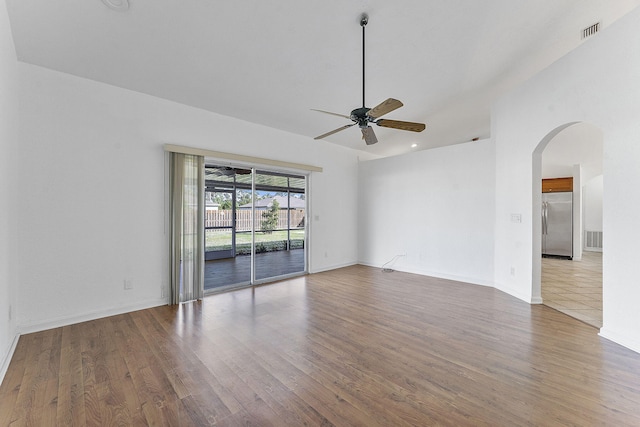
[312,14,426,145]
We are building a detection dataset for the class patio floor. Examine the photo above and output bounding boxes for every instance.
[204,248,305,291]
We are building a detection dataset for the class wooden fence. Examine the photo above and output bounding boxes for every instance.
[205,209,305,232]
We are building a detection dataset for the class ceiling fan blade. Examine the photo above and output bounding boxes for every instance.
[376,119,426,133]
[314,123,356,140]
[361,126,378,145]
[367,98,403,119]
[310,109,351,119]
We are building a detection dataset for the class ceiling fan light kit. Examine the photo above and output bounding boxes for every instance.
[313,13,426,145]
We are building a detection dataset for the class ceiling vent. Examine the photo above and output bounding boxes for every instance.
[582,22,600,39]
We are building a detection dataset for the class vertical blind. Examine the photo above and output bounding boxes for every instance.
[169,153,204,304]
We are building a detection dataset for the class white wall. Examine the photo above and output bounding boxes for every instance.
[358,139,495,286]
[0,0,19,380]
[583,175,603,235]
[493,6,640,352]
[11,61,372,334]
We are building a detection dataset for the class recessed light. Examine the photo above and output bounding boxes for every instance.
[101,0,130,11]
[411,143,418,148]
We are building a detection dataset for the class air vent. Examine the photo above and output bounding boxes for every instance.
[582,22,600,39]
[585,230,603,250]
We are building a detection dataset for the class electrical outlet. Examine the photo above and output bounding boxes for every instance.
[161,285,165,298]
[510,267,516,276]
[124,279,133,290]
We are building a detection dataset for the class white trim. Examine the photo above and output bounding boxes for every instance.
[494,281,533,303]
[0,333,20,386]
[358,261,495,288]
[599,328,640,355]
[164,144,323,173]
[305,173,311,275]
[16,299,167,335]
[309,261,358,274]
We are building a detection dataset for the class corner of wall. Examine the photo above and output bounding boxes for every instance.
[0,333,20,385]
[16,299,167,336]
[599,328,640,355]
[0,0,20,389]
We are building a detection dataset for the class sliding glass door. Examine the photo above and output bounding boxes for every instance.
[253,171,306,282]
[203,167,252,290]
[203,165,306,292]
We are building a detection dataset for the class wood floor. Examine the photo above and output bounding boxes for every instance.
[542,251,602,328]
[3,265,640,426]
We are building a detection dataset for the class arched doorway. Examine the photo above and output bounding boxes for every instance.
[532,122,603,328]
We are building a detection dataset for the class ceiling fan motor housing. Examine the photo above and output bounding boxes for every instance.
[350,107,372,127]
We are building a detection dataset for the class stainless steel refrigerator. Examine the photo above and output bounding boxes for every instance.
[542,192,573,259]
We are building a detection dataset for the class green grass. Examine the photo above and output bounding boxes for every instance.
[206,229,305,252]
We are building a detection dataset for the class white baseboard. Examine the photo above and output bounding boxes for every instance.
[359,260,494,287]
[599,327,640,355]
[16,298,167,335]
[358,260,494,288]
[357,260,543,306]
[0,333,20,386]
[309,261,357,274]
[493,281,533,304]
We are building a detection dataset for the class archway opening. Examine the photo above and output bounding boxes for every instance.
[532,122,603,328]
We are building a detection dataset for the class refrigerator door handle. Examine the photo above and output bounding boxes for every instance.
[545,201,549,234]
[542,201,547,235]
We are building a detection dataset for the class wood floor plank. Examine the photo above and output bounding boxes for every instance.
[108,314,163,426]
[56,324,84,426]
[0,337,30,426]
[100,316,147,426]
[216,331,338,426]
[8,332,46,425]
[145,307,241,423]
[4,265,640,425]
[216,333,337,426]
[112,314,179,426]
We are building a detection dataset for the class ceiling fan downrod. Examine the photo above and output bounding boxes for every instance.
[361,14,368,109]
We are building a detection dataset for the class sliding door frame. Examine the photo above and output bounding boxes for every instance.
[203,162,310,292]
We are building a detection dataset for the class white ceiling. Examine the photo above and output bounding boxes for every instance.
[6,0,640,157]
